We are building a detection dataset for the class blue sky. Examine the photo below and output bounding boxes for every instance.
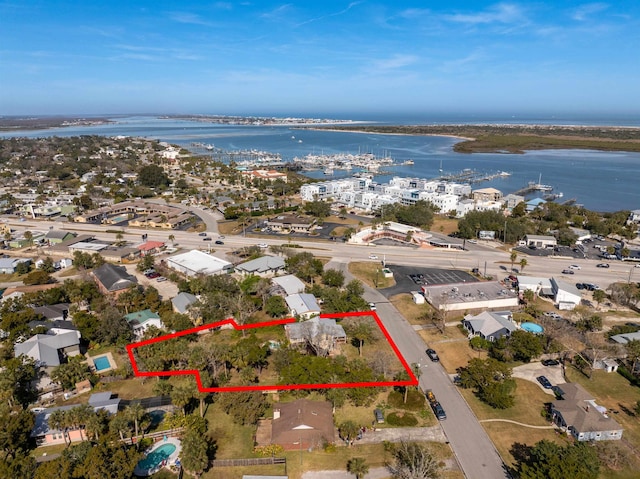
[1,1,639,116]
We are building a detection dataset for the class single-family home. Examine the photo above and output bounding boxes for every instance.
[32,303,70,322]
[462,311,518,341]
[271,274,306,296]
[137,240,165,256]
[0,257,31,274]
[124,309,163,338]
[550,383,623,441]
[285,293,321,319]
[516,276,553,296]
[31,392,121,446]
[284,316,346,356]
[525,198,547,213]
[236,255,286,277]
[171,292,198,315]
[91,263,137,297]
[610,331,640,344]
[271,399,335,450]
[472,187,503,202]
[14,331,81,368]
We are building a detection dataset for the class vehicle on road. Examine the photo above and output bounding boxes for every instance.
[576,283,585,289]
[569,264,581,270]
[468,239,477,244]
[368,302,376,311]
[198,232,207,236]
[203,237,212,241]
[561,269,574,274]
[215,240,224,245]
[596,263,610,268]
[426,348,439,362]
[218,235,225,239]
[432,401,447,420]
[542,359,560,366]
[258,243,268,248]
[369,254,378,260]
[536,375,553,389]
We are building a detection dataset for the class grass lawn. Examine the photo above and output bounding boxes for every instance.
[417,325,472,374]
[458,378,563,468]
[57,266,78,278]
[389,294,430,325]
[205,401,257,459]
[348,262,395,289]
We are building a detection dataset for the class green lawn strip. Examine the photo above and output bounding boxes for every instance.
[348,262,396,289]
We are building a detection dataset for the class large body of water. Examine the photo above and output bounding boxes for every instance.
[1,115,639,212]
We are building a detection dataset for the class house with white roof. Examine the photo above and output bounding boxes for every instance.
[551,278,582,310]
[462,311,518,341]
[285,293,321,319]
[272,274,306,296]
[516,276,553,296]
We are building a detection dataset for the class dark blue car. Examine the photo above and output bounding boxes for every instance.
[536,375,553,389]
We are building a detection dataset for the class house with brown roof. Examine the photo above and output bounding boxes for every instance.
[271,399,334,450]
[550,383,623,441]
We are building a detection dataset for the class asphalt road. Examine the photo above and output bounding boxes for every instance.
[328,259,509,479]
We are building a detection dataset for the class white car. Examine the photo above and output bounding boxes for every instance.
[258,243,268,249]
[569,264,581,270]
[369,254,378,260]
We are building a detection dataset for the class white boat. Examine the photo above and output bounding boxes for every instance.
[324,168,334,175]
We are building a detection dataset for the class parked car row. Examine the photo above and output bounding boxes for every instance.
[576,282,600,291]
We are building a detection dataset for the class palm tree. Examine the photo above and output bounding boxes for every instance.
[84,409,107,441]
[168,234,175,246]
[72,404,94,441]
[519,258,528,273]
[125,402,146,440]
[510,250,517,271]
[347,457,369,479]
[49,409,70,446]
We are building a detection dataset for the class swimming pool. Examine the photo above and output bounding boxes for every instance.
[521,322,544,334]
[93,356,111,371]
[136,443,176,471]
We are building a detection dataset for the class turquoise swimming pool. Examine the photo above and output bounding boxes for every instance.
[93,355,111,371]
[136,443,176,471]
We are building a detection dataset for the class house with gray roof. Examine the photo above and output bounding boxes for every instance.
[31,392,121,446]
[91,263,137,297]
[551,383,623,441]
[236,255,286,277]
[462,310,518,341]
[14,331,81,367]
[272,274,305,296]
[610,331,640,344]
[285,293,321,319]
[172,292,198,314]
[284,316,346,356]
[0,257,31,274]
[33,303,70,321]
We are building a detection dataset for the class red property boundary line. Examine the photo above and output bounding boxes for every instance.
[126,310,418,393]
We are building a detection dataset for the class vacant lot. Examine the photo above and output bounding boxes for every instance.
[348,261,395,289]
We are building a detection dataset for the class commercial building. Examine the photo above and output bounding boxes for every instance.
[166,250,232,277]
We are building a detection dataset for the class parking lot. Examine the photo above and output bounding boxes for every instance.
[380,264,478,298]
[512,361,566,395]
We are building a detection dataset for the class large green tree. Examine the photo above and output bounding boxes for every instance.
[457,357,516,409]
[138,164,170,188]
[180,427,210,478]
[515,440,599,479]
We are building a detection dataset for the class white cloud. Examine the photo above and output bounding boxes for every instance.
[168,12,213,26]
[446,3,525,24]
[372,54,419,71]
[296,1,363,27]
[571,3,609,21]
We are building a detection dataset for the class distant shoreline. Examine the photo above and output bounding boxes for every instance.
[310,124,640,154]
[303,127,475,141]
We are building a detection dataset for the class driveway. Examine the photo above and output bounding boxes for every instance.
[355,425,446,445]
[512,361,566,395]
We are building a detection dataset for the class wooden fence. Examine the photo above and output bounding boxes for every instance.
[209,457,286,468]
